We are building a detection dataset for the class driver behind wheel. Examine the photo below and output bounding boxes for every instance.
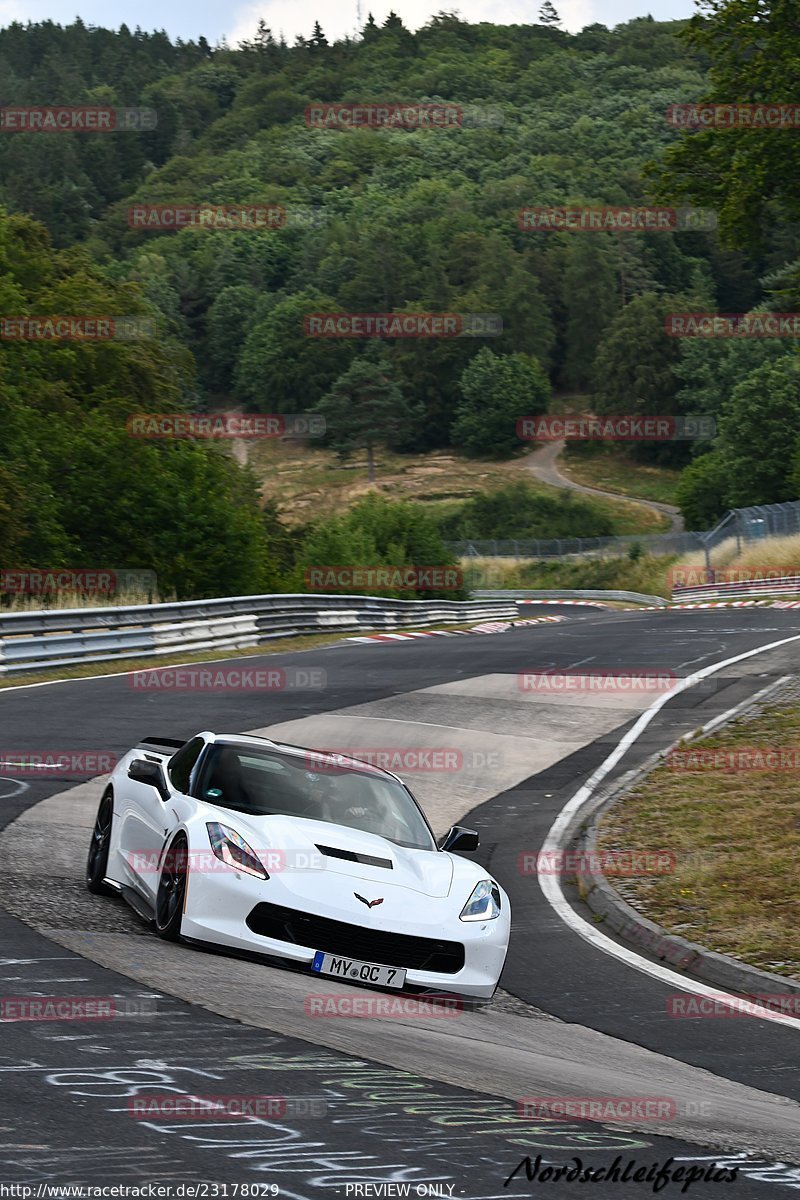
[324,775,401,839]
[204,747,251,808]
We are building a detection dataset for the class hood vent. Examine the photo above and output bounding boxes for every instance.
[316,844,393,870]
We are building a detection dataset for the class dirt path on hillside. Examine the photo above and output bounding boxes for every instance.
[524,440,684,533]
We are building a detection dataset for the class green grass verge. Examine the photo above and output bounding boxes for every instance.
[461,554,674,598]
[596,701,800,981]
[561,444,681,507]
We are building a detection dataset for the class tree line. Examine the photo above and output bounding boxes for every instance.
[0,3,798,597]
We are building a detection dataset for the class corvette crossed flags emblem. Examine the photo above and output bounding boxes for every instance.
[354,893,384,908]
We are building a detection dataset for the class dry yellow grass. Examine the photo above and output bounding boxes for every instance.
[247,440,670,534]
[596,702,800,980]
[2,588,163,614]
[456,555,673,598]
[675,534,800,574]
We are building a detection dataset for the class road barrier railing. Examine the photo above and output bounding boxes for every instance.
[672,577,800,602]
[473,588,667,606]
[0,594,518,675]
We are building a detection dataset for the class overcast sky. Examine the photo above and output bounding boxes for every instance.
[2,0,698,54]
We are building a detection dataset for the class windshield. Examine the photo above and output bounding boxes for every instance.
[195,743,437,852]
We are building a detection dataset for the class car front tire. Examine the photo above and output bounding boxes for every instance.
[86,790,116,895]
[155,835,188,940]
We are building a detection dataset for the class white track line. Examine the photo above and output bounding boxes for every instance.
[0,641,334,695]
[539,630,800,1030]
[0,777,28,799]
[0,616,563,691]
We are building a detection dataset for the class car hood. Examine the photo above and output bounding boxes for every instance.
[219,812,454,899]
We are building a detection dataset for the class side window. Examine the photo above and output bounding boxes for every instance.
[168,737,205,795]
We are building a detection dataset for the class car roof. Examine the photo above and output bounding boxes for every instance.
[209,733,403,784]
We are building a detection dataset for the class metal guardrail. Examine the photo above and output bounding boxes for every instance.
[673,578,800,602]
[0,594,519,675]
[473,589,667,606]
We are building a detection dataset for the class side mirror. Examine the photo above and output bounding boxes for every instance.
[439,825,479,852]
[128,758,170,802]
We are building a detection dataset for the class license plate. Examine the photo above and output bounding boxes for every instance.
[311,951,406,989]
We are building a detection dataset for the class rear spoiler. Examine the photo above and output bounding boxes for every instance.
[136,736,186,756]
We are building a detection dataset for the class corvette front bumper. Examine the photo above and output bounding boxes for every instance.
[180,866,509,999]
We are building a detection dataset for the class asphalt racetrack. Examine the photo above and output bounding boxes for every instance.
[1,604,800,1197]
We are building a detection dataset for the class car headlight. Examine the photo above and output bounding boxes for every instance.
[207,822,269,880]
[459,879,501,922]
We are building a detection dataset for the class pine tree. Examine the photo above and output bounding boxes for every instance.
[362,13,379,41]
[310,21,328,49]
[255,20,276,50]
[313,345,419,482]
[538,1,561,26]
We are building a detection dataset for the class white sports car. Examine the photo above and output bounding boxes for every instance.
[86,732,510,999]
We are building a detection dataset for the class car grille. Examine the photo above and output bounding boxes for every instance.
[246,902,465,973]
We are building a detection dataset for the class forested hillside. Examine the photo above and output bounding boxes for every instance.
[1,4,798,597]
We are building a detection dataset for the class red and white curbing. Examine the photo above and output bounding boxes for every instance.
[518,599,610,609]
[346,615,566,644]
[667,600,775,610]
[628,600,779,611]
[523,597,795,611]
[518,598,793,612]
[346,600,798,641]
[509,616,567,627]
[469,616,565,633]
